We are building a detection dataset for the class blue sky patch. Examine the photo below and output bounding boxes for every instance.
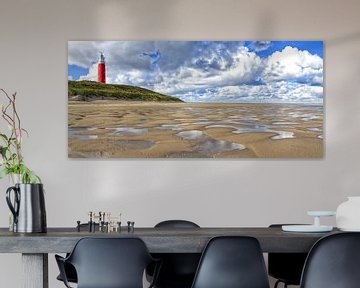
[68,64,88,81]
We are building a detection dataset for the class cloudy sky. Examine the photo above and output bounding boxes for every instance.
[68,41,323,103]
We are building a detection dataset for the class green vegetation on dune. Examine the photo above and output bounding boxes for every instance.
[68,80,183,102]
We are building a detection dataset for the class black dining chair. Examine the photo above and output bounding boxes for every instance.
[146,220,201,288]
[55,237,161,288]
[300,232,360,288]
[56,223,99,284]
[268,224,308,288]
[191,236,270,288]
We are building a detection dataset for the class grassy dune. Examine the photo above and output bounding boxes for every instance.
[68,80,183,102]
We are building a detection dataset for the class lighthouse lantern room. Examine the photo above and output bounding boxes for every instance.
[98,52,106,84]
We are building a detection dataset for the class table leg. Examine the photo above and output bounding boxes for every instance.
[22,253,48,288]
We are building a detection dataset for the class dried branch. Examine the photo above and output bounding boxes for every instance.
[0,88,39,183]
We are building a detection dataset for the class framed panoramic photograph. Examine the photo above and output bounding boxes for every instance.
[68,41,323,158]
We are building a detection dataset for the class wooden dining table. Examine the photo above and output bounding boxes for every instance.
[0,226,339,288]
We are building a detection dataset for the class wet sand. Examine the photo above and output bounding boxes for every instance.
[68,101,323,158]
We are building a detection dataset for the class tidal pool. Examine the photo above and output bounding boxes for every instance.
[112,127,148,136]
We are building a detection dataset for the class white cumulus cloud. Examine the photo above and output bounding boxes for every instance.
[262,46,323,84]
[151,47,262,96]
[179,82,322,103]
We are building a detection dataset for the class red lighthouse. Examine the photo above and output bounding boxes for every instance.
[98,52,106,84]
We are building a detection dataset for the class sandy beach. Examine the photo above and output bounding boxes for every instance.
[68,101,323,158]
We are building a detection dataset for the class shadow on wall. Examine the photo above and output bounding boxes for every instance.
[327,31,360,46]
[254,10,276,39]
[96,0,180,37]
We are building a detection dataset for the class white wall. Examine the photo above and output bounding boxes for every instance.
[0,0,360,287]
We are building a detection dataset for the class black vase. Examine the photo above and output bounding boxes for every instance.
[6,183,47,233]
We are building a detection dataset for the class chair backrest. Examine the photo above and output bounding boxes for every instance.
[191,236,270,288]
[300,232,360,288]
[268,224,308,285]
[155,220,200,228]
[67,237,154,288]
[150,220,201,286]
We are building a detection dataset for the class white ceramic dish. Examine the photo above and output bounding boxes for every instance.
[282,225,333,233]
